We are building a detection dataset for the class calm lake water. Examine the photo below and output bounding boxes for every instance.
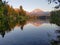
[0,19,60,45]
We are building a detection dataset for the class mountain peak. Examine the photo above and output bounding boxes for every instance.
[28,8,49,16]
[31,8,44,13]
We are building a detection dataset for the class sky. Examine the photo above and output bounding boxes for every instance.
[5,0,56,12]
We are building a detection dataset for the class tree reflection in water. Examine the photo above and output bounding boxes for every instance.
[0,18,27,38]
[48,27,60,45]
[0,19,11,38]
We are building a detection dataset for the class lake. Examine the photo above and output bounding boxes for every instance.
[0,19,60,45]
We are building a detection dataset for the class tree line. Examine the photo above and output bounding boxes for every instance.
[50,10,60,26]
[0,0,28,21]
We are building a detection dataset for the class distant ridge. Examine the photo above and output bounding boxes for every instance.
[26,8,49,16]
[30,9,44,13]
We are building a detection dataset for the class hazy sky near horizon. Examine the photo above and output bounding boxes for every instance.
[6,0,56,12]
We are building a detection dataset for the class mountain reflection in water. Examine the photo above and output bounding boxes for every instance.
[0,19,60,45]
[0,19,48,37]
